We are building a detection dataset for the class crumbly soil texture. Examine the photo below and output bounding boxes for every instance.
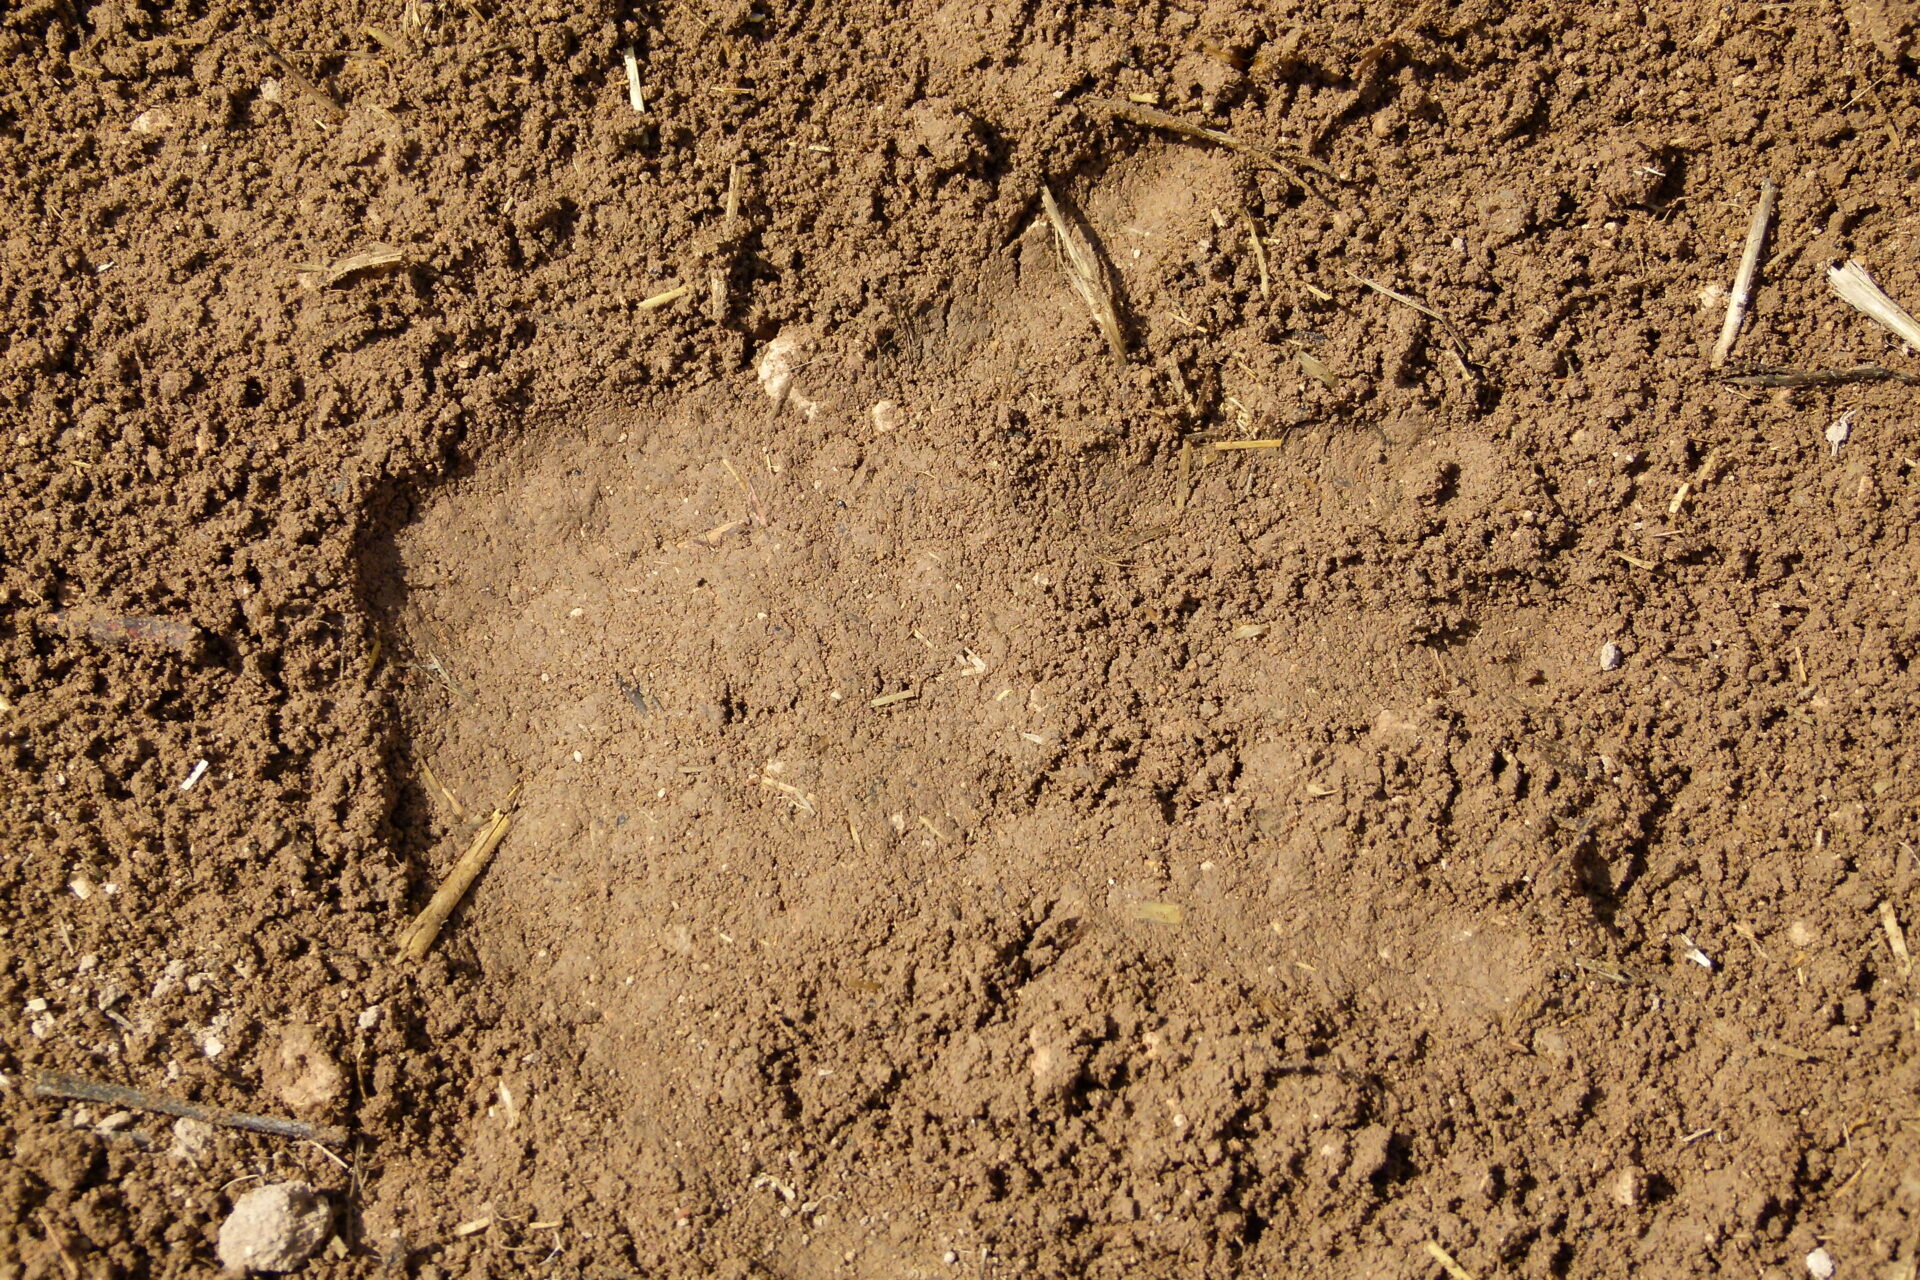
[5,1,1920,1276]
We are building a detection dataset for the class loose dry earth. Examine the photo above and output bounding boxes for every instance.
[4,1,1920,1277]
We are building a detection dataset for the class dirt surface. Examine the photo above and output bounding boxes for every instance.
[4,0,1920,1276]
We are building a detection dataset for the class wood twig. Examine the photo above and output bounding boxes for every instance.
[1710,178,1777,369]
[397,786,520,961]
[1086,98,1337,194]
[33,1070,348,1145]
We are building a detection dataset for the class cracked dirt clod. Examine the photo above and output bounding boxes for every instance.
[216,1183,331,1274]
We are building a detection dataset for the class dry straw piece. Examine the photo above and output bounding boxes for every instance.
[636,282,691,312]
[1349,271,1475,370]
[622,45,645,112]
[1424,1241,1479,1280]
[1827,259,1920,350]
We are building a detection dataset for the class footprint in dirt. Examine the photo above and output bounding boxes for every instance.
[353,149,1640,1270]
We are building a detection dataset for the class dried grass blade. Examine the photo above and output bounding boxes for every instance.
[1350,271,1474,366]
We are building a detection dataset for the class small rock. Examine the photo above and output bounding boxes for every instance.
[267,1025,346,1117]
[170,1117,214,1165]
[870,400,904,433]
[356,1005,382,1032]
[217,1183,332,1273]
[129,107,176,135]
[1599,642,1624,671]
[1806,1247,1835,1279]
[94,1110,136,1135]
[754,331,822,419]
[1610,1163,1647,1208]
[1787,920,1817,949]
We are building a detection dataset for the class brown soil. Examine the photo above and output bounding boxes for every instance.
[4,1,1919,1276]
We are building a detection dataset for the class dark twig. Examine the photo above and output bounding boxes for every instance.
[1721,364,1917,389]
[33,1071,348,1145]
[1085,98,1338,193]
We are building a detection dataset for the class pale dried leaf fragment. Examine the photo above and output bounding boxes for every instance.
[1296,349,1337,387]
[1040,183,1126,360]
[300,243,406,288]
[1828,259,1920,350]
[1826,408,1856,459]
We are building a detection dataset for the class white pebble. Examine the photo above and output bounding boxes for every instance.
[1599,642,1624,671]
[1806,1247,1835,1279]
